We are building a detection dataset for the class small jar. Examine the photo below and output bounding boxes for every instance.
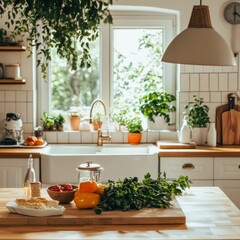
[4,64,21,79]
[76,162,103,184]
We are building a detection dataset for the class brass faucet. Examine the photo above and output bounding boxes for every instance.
[89,99,107,124]
[97,130,111,146]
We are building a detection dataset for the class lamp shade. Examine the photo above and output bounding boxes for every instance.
[162,5,236,66]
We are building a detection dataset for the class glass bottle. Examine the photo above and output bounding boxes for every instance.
[23,154,36,198]
[179,115,191,144]
[207,122,217,147]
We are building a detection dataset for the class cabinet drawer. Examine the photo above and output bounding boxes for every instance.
[160,157,213,180]
[214,158,240,179]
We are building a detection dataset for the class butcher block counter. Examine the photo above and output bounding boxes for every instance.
[1,144,240,158]
[0,187,240,239]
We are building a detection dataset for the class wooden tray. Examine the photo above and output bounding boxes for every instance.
[157,141,196,149]
[0,198,185,226]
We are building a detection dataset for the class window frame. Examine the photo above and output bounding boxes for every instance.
[37,6,178,126]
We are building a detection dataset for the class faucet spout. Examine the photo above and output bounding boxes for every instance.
[97,130,111,146]
[89,99,107,124]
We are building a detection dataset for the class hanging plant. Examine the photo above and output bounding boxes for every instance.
[0,0,113,79]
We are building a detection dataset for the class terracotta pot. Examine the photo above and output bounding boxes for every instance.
[92,121,102,131]
[128,133,142,144]
[70,116,81,130]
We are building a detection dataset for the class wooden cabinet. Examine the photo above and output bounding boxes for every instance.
[160,156,240,208]
[214,157,240,208]
[0,158,40,188]
[160,157,214,186]
[0,46,26,84]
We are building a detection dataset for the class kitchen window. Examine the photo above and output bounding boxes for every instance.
[37,6,177,126]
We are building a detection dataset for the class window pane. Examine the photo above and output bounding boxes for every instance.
[50,37,100,114]
[112,28,164,114]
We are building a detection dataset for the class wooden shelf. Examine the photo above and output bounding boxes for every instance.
[0,79,26,84]
[0,46,26,52]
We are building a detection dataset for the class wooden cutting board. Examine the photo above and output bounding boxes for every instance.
[222,109,240,145]
[157,141,196,149]
[216,97,240,144]
[0,198,185,226]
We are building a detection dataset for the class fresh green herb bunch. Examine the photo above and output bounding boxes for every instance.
[94,173,191,214]
[126,116,143,133]
[184,96,210,128]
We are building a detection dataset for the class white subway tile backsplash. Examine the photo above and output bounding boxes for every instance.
[45,132,57,143]
[199,92,209,102]
[194,65,204,73]
[179,92,189,102]
[210,92,221,103]
[213,66,223,73]
[218,73,228,91]
[190,74,199,91]
[5,91,15,102]
[147,131,160,143]
[180,74,190,91]
[0,91,4,101]
[228,73,238,91]
[209,74,218,91]
[199,74,209,91]
[110,131,124,143]
[27,91,33,102]
[16,102,27,122]
[0,103,4,121]
[16,91,27,102]
[4,102,15,114]
[69,132,81,143]
[184,65,194,73]
[81,132,93,143]
[27,102,33,123]
[57,132,69,143]
[203,65,214,73]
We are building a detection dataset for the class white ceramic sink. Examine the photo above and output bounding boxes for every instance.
[42,144,158,156]
[41,144,159,184]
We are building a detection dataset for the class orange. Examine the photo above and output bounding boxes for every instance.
[34,138,45,146]
[79,181,99,193]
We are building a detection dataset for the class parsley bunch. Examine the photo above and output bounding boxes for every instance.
[95,172,191,214]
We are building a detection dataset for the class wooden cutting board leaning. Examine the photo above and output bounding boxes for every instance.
[216,95,240,145]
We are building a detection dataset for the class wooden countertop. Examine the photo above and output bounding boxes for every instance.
[0,147,43,158]
[158,145,240,157]
[0,187,240,239]
[1,143,240,158]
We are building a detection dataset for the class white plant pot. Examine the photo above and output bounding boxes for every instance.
[191,127,208,145]
[147,116,168,130]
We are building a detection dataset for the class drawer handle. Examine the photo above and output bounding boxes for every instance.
[182,163,195,169]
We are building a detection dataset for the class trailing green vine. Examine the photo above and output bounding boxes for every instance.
[0,0,113,80]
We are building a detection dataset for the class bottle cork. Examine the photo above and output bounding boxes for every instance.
[30,182,41,197]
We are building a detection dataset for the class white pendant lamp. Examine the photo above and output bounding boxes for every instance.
[162,1,236,66]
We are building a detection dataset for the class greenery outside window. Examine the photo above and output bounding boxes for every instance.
[37,7,177,128]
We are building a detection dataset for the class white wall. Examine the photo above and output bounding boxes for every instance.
[0,0,239,141]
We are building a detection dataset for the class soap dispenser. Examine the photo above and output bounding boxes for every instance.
[179,114,191,144]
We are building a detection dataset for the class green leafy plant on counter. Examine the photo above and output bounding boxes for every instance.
[126,116,143,133]
[184,95,210,128]
[94,172,191,214]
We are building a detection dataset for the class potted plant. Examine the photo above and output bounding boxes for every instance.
[55,114,65,131]
[126,117,143,144]
[184,96,210,145]
[111,107,129,131]
[69,112,81,131]
[92,113,103,131]
[41,112,56,131]
[0,1,113,80]
[139,91,176,130]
